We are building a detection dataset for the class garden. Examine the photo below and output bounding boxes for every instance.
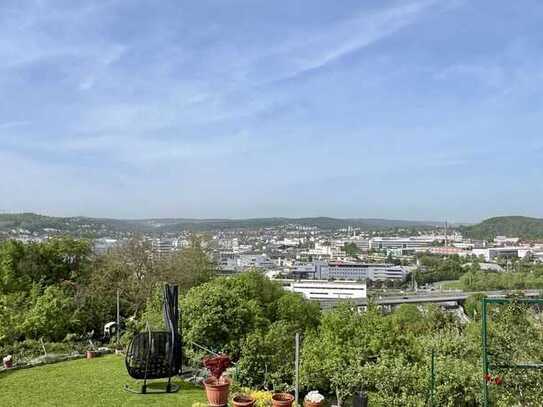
[3,238,543,406]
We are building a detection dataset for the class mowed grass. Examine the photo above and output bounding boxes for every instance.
[439,280,463,290]
[0,354,206,407]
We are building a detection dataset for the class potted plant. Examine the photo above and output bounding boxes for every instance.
[304,391,325,407]
[271,392,295,407]
[86,339,97,359]
[203,354,232,407]
[232,393,256,407]
[3,355,13,369]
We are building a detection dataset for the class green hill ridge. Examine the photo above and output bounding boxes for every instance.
[462,216,543,241]
[0,212,437,235]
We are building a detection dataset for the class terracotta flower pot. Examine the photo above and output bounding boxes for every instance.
[304,401,323,407]
[232,394,256,407]
[86,351,97,359]
[272,393,294,407]
[204,376,231,407]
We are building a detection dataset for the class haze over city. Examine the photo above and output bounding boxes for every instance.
[1,0,543,221]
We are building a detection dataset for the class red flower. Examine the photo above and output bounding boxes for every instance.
[494,376,503,385]
[484,373,492,382]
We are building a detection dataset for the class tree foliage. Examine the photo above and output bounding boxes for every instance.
[179,271,321,391]
[301,303,387,406]
[0,236,216,348]
[0,238,91,293]
[342,242,359,257]
[415,255,468,285]
[460,270,543,291]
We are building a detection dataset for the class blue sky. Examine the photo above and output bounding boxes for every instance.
[1,0,543,222]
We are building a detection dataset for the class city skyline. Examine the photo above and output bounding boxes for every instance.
[1,0,543,222]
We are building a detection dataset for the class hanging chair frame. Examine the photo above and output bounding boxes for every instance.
[124,284,182,394]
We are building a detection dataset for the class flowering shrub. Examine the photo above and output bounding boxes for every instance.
[249,389,273,407]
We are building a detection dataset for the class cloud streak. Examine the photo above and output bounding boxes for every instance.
[263,0,441,82]
[0,120,30,129]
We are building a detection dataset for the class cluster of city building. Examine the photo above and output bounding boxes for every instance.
[6,223,543,301]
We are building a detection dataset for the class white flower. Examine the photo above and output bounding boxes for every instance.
[3,355,12,363]
[305,390,325,403]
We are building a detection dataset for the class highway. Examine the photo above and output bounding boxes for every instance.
[318,290,543,308]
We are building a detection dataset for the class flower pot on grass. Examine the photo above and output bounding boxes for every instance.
[3,355,13,369]
[304,390,325,407]
[204,376,231,407]
[272,393,294,407]
[232,393,256,407]
[86,350,97,359]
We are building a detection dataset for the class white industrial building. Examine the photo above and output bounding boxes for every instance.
[327,262,407,280]
[238,254,275,269]
[93,238,118,254]
[219,254,275,272]
[288,280,367,300]
[494,236,520,246]
[292,261,329,278]
[472,247,531,262]
[369,237,434,250]
[218,238,239,252]
[335,238,371,251]
[306,242,334,257]
[151,238,177,256]
[291,261,407,281]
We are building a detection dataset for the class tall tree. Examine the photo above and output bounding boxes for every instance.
[157,236,217,293]
[88,237,159,318]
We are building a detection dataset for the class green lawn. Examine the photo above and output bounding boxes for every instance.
[436,280,463,290]
[0,355,206,407]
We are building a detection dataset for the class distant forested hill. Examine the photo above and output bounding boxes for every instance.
[0,213,438,235]
[461,216,543,240]
[0,213,143,236]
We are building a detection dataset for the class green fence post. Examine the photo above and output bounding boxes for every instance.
[482,298,489,407]
[430,349,435,407]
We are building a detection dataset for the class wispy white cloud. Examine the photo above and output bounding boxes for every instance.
[0,2,110,69]
[0,120,31,129]
[263,0,442,82]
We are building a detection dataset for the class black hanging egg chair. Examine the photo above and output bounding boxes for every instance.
[124,284,182,394]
